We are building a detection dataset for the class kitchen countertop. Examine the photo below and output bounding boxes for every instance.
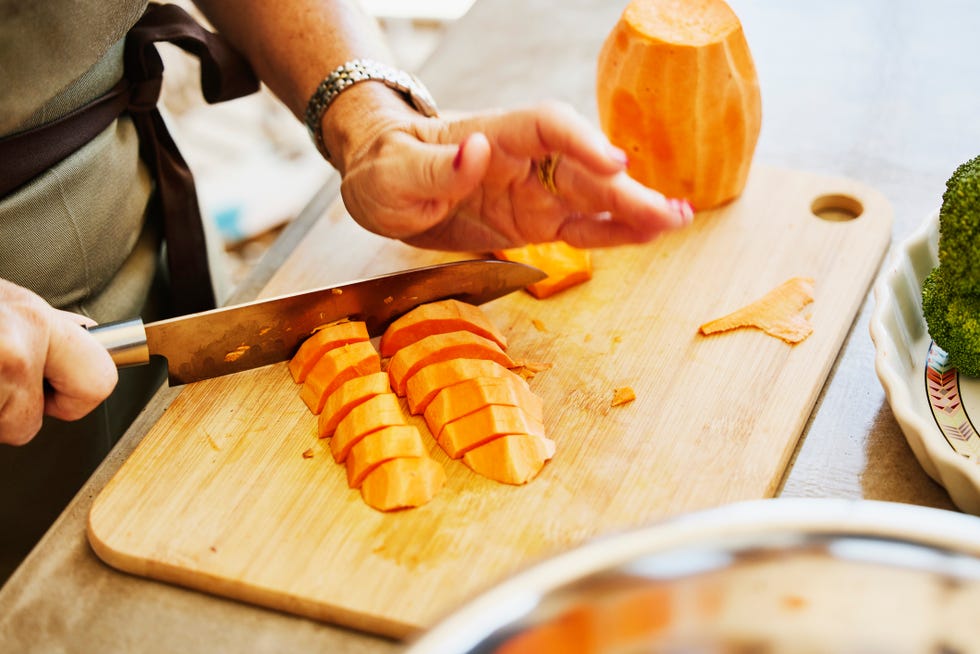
[2,0,978,651]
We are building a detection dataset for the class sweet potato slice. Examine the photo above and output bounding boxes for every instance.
[360,457,446,512]
[345,424,428,488]
[288,320,370,383]
[438,404,546,458]
[299,340,381,415]
[405,358,515,415]
[424,374,543,440]
[330,393,407,463]
[462,434,556,485]
[494,242,592,299]
[387,330,515,397]
[317,371,391,438]
[698,277,815,344]
[379,299,508,357]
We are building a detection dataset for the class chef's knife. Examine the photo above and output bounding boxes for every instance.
[88,259,545,385]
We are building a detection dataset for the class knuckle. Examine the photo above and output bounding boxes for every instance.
[536,99,574,120]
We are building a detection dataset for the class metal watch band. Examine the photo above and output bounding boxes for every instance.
[303,58,439,160]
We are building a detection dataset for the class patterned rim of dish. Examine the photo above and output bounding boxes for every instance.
[925,342,980,460]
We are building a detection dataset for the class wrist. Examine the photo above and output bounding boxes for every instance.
[315,82,411,175]
[303,59,438,172]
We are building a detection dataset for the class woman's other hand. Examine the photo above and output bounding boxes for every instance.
[0,280,118,445]
[338,99,693,252]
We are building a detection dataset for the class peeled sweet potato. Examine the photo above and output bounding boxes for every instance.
[317,371,390,438]
[379,299,507,357]
[387,330,515,397]
[360,457,447,512]
[596,0,761,210]
[405,358,516,415]
[288,320,370,383]
[330,392,407,463]
[299,340,381,414]
[462,434,556,485]
[424,374,543,441]
[494,242,592,299]
[345,424,427,488]
[438,404,546,459]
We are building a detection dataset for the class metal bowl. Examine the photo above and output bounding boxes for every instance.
[405,499,980,653]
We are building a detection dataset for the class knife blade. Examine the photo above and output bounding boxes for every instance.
[88,259,545,385]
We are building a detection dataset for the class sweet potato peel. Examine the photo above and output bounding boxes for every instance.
[698,277,815,344]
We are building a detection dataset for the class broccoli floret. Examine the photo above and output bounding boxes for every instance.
[922,154,980,375]
[922,268,951,345]
[923,268,980,376]
[937,155,980,285]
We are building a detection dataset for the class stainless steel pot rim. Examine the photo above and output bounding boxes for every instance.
[404,498,980,654]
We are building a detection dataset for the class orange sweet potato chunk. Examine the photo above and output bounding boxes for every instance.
[299,340,381,414]
[360,457,446,512]
[405,358,515,415]
[387,331,515,397]
[379,299,507,357]
[345,424,427,488]
[317,371,391,438]
[462,434,556,485]
[494,242,592,299]
[330,393,406,463]
[698,277,815,344]
[424,374,543,440]
[288,320,370,383]
[438,404,546,459]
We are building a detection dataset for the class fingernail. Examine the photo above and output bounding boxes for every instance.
[607,144,629,167]
[453,138,467,171]
[668,198,694,223]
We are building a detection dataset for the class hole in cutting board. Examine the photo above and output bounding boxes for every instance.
[810,194,863,222]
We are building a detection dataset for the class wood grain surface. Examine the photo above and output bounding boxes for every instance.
[87,164,891,637]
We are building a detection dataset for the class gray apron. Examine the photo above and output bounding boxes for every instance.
[0,0,165,585]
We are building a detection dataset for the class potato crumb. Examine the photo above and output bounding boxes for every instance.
[512,360,553,381]
[302,448,315,459]
[331,288,343,295]
[611,386,636,407]
[383,296,394,304]
[531,318,548,332]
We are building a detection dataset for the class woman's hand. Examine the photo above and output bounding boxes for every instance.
[338,99,693,252]
[0,280,118,446]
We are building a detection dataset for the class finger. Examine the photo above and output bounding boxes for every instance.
[557,213,656,248]
[552,159,693,243]
[490,101,628,175]
[43,314,118,422]
[0,325,45,446]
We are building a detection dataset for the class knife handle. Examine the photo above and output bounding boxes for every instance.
[87,318,150,368]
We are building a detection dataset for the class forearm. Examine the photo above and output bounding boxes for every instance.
[192,0,418,172]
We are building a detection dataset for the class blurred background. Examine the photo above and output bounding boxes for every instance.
[160,0,475,293]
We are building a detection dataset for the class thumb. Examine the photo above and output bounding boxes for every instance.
[418,132,491,203]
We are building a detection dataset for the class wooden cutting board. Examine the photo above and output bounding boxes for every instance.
[88,165,891,638]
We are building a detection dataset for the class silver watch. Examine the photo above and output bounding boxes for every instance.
[303,59,439,160]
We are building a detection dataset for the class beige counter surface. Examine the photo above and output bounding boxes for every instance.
[2,0,978,651]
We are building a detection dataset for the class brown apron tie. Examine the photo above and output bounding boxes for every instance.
[0,3,259,315]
